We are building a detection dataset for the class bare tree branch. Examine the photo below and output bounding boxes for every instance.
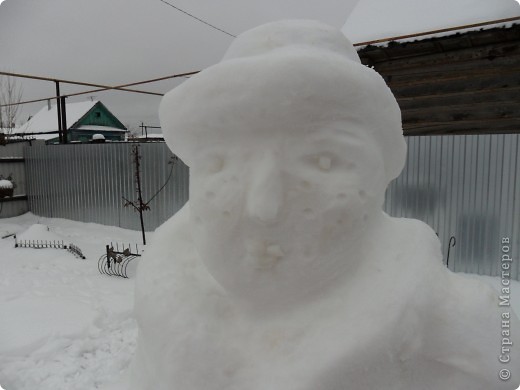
[0,75,23,134]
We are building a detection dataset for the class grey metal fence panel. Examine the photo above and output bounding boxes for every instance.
[21,135,519,280]
[384,134,520,280]
[0,161,26,195]
[0,141,26,158]
[24,142,189,232]
[0,200,28,218]
[0,141,30,218]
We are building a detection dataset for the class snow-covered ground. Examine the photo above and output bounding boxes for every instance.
[0,213,145,390]
[0,212,519,389]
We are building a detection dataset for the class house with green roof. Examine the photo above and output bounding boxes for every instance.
[14,100,127,143]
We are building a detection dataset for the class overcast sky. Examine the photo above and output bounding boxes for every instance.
[0,0,518,132]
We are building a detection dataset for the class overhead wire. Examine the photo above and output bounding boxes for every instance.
[353,15,520,47]
[0,70,200,108]
[158,0,236,38]
[0,16,517,109]
[0,71,162,96]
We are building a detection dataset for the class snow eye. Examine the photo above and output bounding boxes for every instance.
[301,153,336,172]
[318,156,332,171]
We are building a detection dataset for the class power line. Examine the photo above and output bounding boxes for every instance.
[353,15,520,47]
[1,16,517,109]
[158,0,236,38]
[0,71,161,96]
[0,70,200,108]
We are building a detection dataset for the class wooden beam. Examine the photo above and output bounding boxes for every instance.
[403,118,520,135]
[397,85,520,105]
[358,24,520,64]
[355,17,520,48]
[370,41,520,72]
[402,101,520,124]
[386,67,520,88]
[375,52,520,80]
[394,77,519,101]
[0,157,24,163]
[394,84,520,103]
[0,195,27,203]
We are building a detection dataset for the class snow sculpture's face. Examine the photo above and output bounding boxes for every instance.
[187,124,386,308]
[160,20,406,309]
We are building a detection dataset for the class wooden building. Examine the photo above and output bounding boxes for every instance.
[357,23,520,136]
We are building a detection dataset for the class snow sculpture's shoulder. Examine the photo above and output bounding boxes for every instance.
[360,216,520,389]
[376,215,446,279]
[391,215,443,261]
[419,271,520,389]
[134,203,228,315]
[135,203,197,281]
[392,217,520,385]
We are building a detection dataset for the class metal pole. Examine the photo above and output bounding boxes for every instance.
[60,97,68,143]
[55,81,63,143]
[134,146,147,245]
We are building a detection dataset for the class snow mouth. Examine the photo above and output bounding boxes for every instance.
[266,244,284,258]
[245,241,286,270]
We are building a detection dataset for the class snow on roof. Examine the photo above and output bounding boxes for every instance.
[75,125,126,133]
[140,134,164,139]
[343,0,520,44]
[14,101,98,136]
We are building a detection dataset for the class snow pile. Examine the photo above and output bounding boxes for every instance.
[0,213,140,390]
[0,179,13,189]
[0,296,96,355]
[128,20,520,390]
[16,223,63,242]
[92,133,106,142]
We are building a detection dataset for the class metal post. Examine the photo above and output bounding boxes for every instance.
[134,146,147,245]
[106,244,111,269]
[60,96,68,143]
[55,81,63,143]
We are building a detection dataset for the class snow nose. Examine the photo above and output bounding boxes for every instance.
[245,152,283,223]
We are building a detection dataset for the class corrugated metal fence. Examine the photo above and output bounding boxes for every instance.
[24,142,189,232]
[0,140,29,218]
[385,134,519,280]
[19,135,520,280]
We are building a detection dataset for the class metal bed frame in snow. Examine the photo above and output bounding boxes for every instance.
[98,242,141,279]
[14,236,86,259]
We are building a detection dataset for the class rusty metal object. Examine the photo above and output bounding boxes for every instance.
[98,242,141,278]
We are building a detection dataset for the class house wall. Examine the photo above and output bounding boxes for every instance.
[69,130,125,143]
[76,102,126,130]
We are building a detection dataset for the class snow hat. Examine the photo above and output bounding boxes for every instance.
[160,20,407,184]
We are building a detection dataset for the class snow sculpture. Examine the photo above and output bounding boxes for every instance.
[131,20,520,390]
